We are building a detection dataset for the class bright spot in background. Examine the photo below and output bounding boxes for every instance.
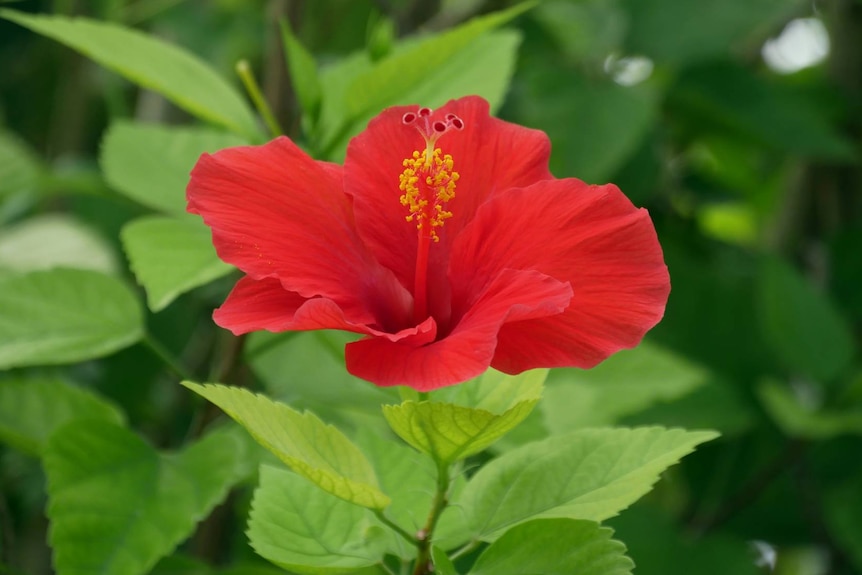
[604,54,654,86]
[762,18,830,74]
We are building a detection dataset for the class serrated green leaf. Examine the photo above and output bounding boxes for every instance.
[355,430,435,559]
[0,268,143,369]
[45,419,246,575]
[247,330,399,431]
[758,379,862,439]
[543,342,708,430]
[431,368,546,413]
[0,378,124,456]
[280,20,321,123]
[182,382,389,509]
[470,519,633,575]
[101,121,247,215]
[0,214,118,274]
[757,256,854,382]
[248,465,389,574]
[0,10,260,138]
[383,399,539,466]
[444,427,717,542]
[121,216,233,312]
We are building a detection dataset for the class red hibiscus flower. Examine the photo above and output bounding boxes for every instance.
[187,96,670,391]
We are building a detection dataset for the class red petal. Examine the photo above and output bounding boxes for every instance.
[213,276,374,335]
[343,96,552,311]
[344,269,571,391]
[450,179,670,372]
[188,137,412,329]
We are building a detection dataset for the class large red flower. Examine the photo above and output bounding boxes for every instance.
[187,96,670,391]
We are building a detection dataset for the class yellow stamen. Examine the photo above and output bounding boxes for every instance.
[399,148,459,242]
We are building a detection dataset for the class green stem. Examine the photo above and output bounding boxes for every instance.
[142,333,194,381]
[413,462,451,575]
[236,59,284,139]
[449,539,480,561]
[373,510,418,548]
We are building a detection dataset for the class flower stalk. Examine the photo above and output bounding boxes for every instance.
[413,461,451,575]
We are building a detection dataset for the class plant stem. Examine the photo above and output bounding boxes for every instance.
[236,59,284,139]
[413,462,451,575]
[142,333,194,381]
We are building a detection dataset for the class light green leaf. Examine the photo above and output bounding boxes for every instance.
[543,342,708,431]
[758,379,862,439]
[248,465,389,574]
[0,129,42,200]
[382,399,539,466]
[431,547,459,575]
[355,430,435,558]
[247,330,399,431]
[345,3,531,119]
[0,10,260,138]
[45,419,246,575]
[470,519,633,575]
[182,382,389,509]
[0,268,143,369]
[431,368,547,413]
[101,121,247,215]
[280,20,321,123]
[0,378,124,456]
[0,214,118,274]
[122,216,233,312]
[447,427,717,542]
[757,256,854,382]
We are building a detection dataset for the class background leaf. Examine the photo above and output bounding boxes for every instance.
[121,216,233,312]
[0,213,118,274]
[443,427,717,542]
[0,10,261,138]
[181,382,389,509]
[758,379,862,439]
[0,268,143,369]
[45,420,247,575]
[0,378,124,456]
[469,518,633,575]
[101,121,248,215]
[247,465,389,574]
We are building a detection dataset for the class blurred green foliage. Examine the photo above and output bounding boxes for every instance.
[0,0,861,574]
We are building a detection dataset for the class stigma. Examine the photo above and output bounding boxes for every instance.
[398,107,463,242]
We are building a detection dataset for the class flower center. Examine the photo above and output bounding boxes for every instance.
[398,107,464,324]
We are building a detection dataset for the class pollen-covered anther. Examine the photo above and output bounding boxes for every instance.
[398,146,459,242]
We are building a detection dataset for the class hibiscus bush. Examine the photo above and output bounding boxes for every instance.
[1,1,861,575]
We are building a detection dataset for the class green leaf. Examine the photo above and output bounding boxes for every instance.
[0,268,144,369]
[824,473,862,572]
[542,342,708,430]
[181,382,389,509]
[0,10,260,138]
[382,399,539,466]
[431,547,458,575]
[470,519,633,575]
[101,121,247,216]
[446,427,717,542]
[0,129,42,200]
[0,214,118,274]
[430,367,547,413]
[121,216,233,312]
[247,465,389,574]
[0,378,124,456]
[315,4,529,158]
[45,420,246,575]
[757,256,855,382]
[247,330,399,431]
[355,430,436,558]
[345,3,530,119]
[757,379,862,439]
[280,20,321,123]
